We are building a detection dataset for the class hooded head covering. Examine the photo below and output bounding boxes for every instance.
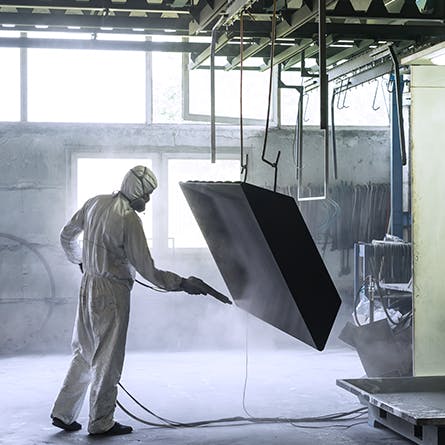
[120,165,157,202]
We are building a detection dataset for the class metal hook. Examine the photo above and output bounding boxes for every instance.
[336,78,349,110]
[372,79,380,111]
[241,154,249,183]
[403,78,410,93]
[341,85,349,109]
[386,77,394,93]
[303,92,310,122]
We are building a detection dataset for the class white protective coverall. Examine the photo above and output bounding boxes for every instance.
[51,165,183,434]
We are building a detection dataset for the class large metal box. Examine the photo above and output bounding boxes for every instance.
[180,181,341,350]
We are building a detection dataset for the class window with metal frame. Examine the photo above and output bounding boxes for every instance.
[27,33,146,124]
[168,158,240,248]
[0,32,20,122]
[183,51,278,125]
[76,157,154,246]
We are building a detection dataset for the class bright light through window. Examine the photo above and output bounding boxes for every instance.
[28,49,146,123]
[77,158,154,245]
[168,159,240,248]
[0,48,20,121]
[152,51,182,123]
[280,71,390,126]
[188,68,270,120]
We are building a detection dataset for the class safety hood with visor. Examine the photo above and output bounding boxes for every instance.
[120,165,158,212]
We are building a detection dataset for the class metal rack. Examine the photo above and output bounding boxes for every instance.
[353,240,412,325]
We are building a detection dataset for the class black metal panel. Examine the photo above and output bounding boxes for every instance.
[180,181,341,350]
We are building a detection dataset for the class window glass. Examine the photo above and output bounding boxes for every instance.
[188,65,270,121]
[168,159,240,248]
[0,48,20,121]
[152,51,182,123]
[28,49,146,123]
[77,158,153,244]
[280,70,390,126]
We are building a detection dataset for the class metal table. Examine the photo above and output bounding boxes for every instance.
[338,376,445,445]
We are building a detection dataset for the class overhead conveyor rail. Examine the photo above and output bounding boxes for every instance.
[0,0,443,74]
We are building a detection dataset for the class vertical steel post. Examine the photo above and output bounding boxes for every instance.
[319,0,328,131]
[390,74,404,238]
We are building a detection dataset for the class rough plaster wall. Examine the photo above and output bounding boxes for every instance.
[0,123,389,354]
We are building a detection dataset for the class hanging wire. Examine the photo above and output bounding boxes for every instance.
[242,311,255,418]
[210,15,225,163]
[239,11,248,182]
[261,0,281,192]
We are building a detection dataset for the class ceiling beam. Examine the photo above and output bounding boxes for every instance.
[282,39,373,70]
[0,36,210,52]
[188,0,227,35]
[189,30,231,68]
[285,22,445,40]
[0,11,191,33]
[260,35,339,71]
[224,0,337,70]
[329,0,444,20]
[0,1,190,13]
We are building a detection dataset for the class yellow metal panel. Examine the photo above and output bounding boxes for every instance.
[411,65,445,376]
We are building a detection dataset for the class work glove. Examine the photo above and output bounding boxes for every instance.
[180,276,207,295]
[180,276,232,305]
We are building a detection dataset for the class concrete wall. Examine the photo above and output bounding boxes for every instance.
[0,123,390,354]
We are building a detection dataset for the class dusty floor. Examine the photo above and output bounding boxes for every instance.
[0,347,411,445]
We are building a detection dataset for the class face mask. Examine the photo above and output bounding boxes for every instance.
[130,197,146,213]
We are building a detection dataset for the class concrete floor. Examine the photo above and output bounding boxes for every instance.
[0,347,411,445]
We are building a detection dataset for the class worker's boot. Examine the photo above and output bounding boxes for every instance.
[90,422,133,436]
[51,416,82,432]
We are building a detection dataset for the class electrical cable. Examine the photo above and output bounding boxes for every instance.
[242,311,255,418]
[117,387,367,430]
[261,0,281,192]
[134,277,169,293]
[368,258,406,326]
[116,305,368,429]
[353,279,368,327]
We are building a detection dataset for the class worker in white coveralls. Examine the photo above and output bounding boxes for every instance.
[51,165,223,436]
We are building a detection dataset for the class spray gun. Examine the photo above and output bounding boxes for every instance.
[181,276,232,305]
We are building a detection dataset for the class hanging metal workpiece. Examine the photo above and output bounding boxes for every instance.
[261,0,281,192]
[239,12,248,182]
